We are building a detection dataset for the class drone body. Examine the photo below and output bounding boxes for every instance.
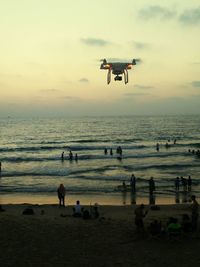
[100,58,139,84]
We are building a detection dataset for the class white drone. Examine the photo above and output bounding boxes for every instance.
[100,58,140,84]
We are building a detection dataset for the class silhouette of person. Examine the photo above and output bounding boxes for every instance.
[57,184,66,207]
[149,177,155,195]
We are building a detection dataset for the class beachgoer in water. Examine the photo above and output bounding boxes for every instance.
[73,200,84,217]
[188,176,192,191]
[75,153,78,161]
[122,181,127,191]
[174,139,177,144]
[130,174,136,192]
[104,148,108,155]
[69,150,73,160]
[149,177,155,195]
[134,204,148,232]
[110,148,113,156]
[61,151,64,160]
[175,177,180,191]
[57,184,66,207]
[156,143,159,151]
[181,177,187,192]
[191,195,199,232]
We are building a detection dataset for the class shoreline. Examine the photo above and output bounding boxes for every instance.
[0,191,194,205]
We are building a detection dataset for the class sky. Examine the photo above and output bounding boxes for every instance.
[0,0,200,117]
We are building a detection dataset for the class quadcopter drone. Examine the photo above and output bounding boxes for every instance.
[100,58,140,84]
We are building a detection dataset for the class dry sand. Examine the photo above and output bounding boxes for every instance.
[1,204,200,267]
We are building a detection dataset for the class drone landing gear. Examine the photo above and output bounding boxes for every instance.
[107,69,111,84]
[124,69,128,84]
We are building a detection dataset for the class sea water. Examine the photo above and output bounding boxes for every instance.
[0,115,200,204]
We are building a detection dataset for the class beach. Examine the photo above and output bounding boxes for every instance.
[1,203,200,267]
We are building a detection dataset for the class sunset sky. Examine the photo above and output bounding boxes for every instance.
[0,0,200,116]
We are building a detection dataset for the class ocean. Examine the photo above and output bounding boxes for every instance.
[0,115,200,204]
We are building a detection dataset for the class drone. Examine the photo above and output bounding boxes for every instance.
[100,58,140,84]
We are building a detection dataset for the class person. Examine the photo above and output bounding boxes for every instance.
[167,217,181,237]
[61,151,64,160]
[110,148,113,156]
[0,161,1,172]
[191,195,199,232]
[175,177,180,191]
[181,177,187,192]
[130,174,136,192]
[73,200,84,217]
[188,176,192,191]
[104,148,108,155]
[69,150,73,160]
[57,184,66,207]
[75,153,78,161]
[90,203,100,219]
[134,204,148,232]
[156,143,159,151]
[149,177,155,195]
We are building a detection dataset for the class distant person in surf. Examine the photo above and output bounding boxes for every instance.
[104,148,108,155]
[110,148,113,156]
[75,153,78,161]
[149,177,155,195]
[61,151,64,160]
[175,177,180,191]
[188,176,192,192]
[69,150,73,160]
[130,174,136,192]
[57,184,66,207]
[156,143,159,151]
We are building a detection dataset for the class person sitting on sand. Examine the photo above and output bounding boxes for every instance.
[134,204,148,232]
[90,203,100,219]
[167,217,181,237]
[73,200,84,217]
[57,184,66,207]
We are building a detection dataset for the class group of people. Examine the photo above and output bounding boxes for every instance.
[156,139,177,151]
[57,184,99,219]
[61,151,78,161]
[188,149,200,157]
[134,194,199,235]
[175,176,192,192]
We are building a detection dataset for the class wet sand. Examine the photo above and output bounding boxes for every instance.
[1,203,200,267]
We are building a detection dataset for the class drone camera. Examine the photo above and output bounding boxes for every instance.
[114,76,122,81]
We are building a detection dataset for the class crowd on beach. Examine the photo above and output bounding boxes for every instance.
[135,194,199,236]
[57,183,99,220]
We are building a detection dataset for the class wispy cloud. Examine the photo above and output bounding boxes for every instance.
[179,7,200,25]
[138,5,176,20]
[134,84,154,90]
[81,37,110,46]
[79,78,89,83]
[123,92,151,97]
[191,81,200,88]
[133,41,151,50]
[40,88,62,93]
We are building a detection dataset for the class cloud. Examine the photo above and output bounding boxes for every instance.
[133,41,151,50]
[179,7,200,25]
[191,81,200,88]
[81,38,110,46]
[79,78,89,83]
[134,84,154,90]
[138,5,176,20]
[123,92,152,97]
[40,88,62,93]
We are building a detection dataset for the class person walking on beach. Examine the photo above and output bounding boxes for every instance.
[57,184,66,207]
[191,195,199,232]
[134,204,148,232]
[149,177,155,195]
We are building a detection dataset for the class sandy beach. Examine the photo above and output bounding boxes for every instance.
[1,203,200,267]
